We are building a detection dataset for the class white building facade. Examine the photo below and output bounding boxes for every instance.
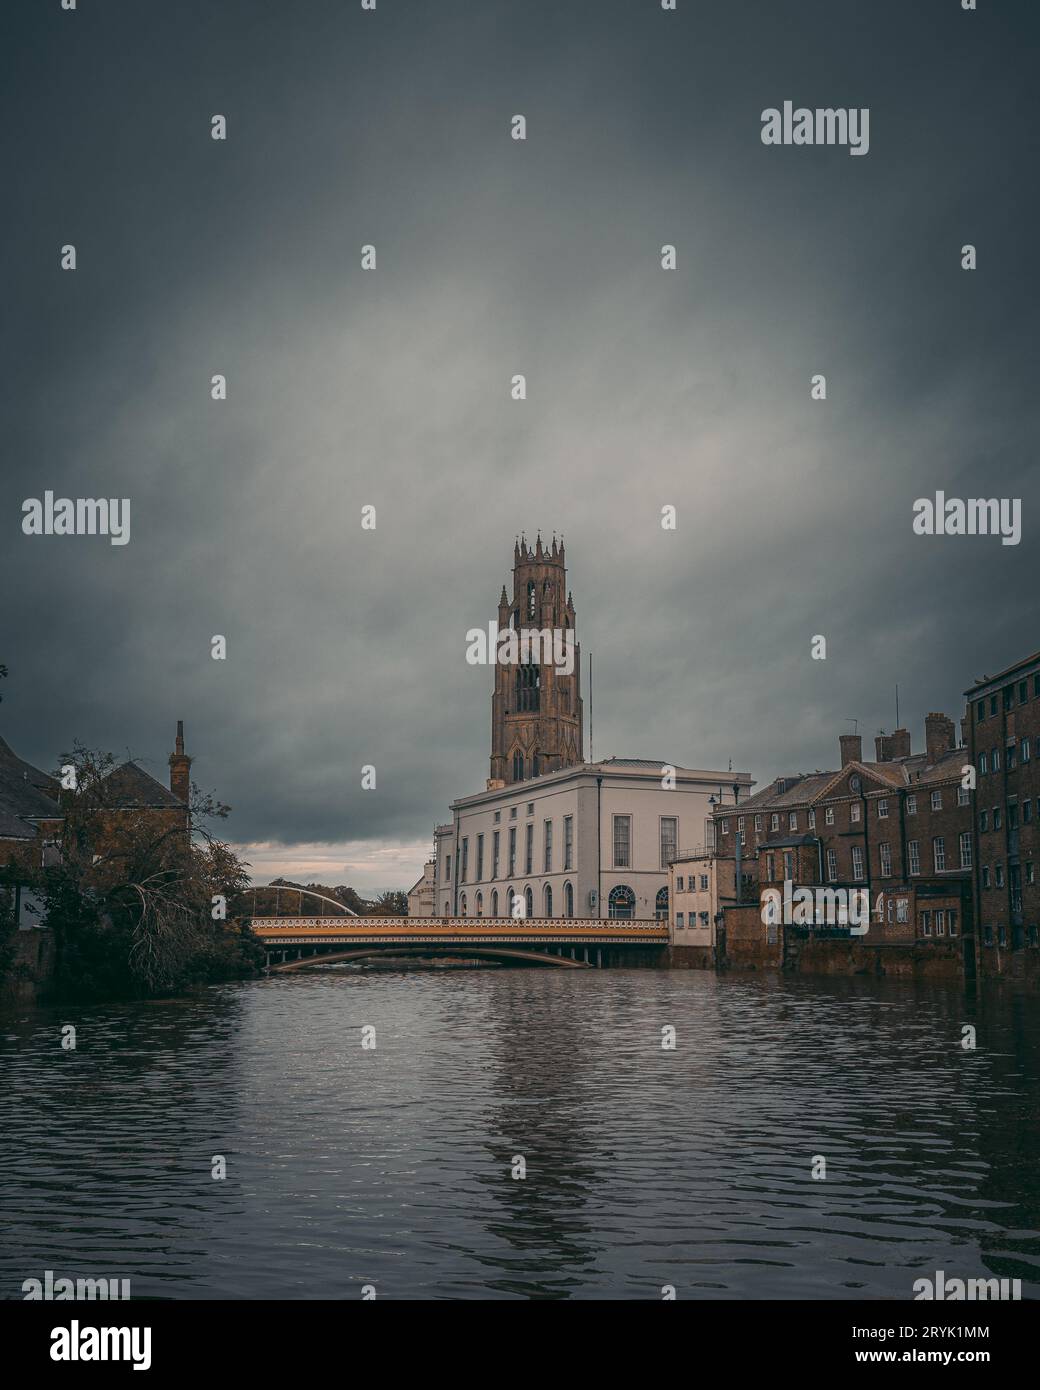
[433,759,752,921]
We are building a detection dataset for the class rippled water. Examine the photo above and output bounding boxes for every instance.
[2,968,1039,1300]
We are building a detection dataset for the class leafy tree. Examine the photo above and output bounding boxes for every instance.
[370,889,408,916]
[33,745,262,1000]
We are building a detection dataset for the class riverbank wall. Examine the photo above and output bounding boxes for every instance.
[1,928,56,1002]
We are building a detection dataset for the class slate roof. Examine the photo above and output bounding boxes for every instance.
[0,736,60,838]
[0,737,184,842]
[103,761,184,809]
[728,747,966,817]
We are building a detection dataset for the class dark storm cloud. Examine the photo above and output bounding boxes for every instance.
[2,0,1036,884]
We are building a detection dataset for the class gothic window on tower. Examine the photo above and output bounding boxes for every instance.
[527,581,536,619]
[512,749,525,782]
[515,663,540,712]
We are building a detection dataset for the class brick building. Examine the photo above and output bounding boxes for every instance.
[0,723,192,928]
[965,651,1040,980]
[710,715,975,965]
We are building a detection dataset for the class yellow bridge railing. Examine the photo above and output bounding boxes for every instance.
[252,915,668,941]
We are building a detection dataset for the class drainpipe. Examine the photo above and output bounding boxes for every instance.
[733,783,742,907]
[596,774,603,920]
[452,817,460,916]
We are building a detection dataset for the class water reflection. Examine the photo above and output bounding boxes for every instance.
[1,970,1038,1299]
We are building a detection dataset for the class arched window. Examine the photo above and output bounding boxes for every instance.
[460,893,467,916]
[443,903,450,916]
[512,749,525,781]
[491,889,499,917]
[608,884,635,919]
[564,881,574,918]
[515,664,540,712]
[532,752,540,777]
[525,886,534,919]
[655,887,669,921]
[475,892,483,918]
[506,887,515,918]
[527,581,536,619]
[544,884,553,917]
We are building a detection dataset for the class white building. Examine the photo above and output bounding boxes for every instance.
[406,857,437,916]
[433,758,753,920]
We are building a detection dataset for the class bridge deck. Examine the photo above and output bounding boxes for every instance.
[252,915,669,945]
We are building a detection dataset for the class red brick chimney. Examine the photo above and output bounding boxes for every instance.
[169,720,192,802]
[889,728,911,759]
[839,733,862,768]
[924,712,955,764]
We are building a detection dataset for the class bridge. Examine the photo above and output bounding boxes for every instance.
[251,916,669,970]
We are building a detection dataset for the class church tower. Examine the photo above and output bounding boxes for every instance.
[489,534,583,787]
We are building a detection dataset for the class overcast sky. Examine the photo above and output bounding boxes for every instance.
[2,0,1036,893]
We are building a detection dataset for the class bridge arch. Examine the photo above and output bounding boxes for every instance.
[269,945,588,972]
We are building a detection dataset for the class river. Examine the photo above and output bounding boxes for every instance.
[2,968,1038,1299]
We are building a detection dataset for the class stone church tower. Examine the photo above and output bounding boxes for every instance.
[489,535,583,787]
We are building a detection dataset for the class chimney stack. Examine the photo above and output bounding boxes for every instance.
[924,712,955,764]
[875,733,892,763]
[169,720,192,802]
[839,733,862,768]
[889,728,911,759]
